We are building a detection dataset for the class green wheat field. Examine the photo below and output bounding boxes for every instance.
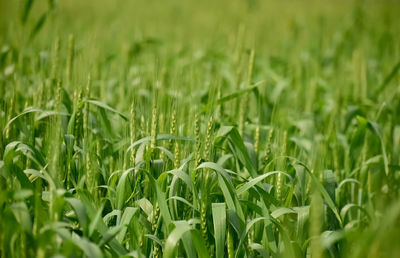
[1,0,400,257]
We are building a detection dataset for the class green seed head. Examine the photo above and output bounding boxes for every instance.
[264,128,274,166]
[204,116,213,161]
[150,102,157,149]
[66,34,75,84]
[51,37,60,83]
[254,124,260,155]
[130,102,136,165]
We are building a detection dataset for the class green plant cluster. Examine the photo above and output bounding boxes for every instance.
[1,0,400,257]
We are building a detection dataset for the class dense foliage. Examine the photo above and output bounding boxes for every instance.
[1,0,400,257]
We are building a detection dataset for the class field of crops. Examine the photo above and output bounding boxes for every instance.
[1,0,400,257]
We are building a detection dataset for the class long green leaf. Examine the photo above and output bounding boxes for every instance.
[212,203,226,258]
